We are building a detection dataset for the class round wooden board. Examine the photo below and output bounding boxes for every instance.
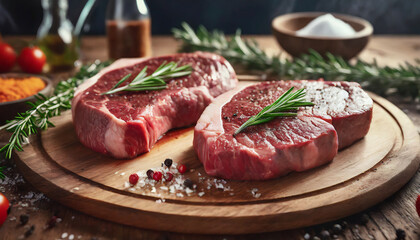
[14,93,420,234]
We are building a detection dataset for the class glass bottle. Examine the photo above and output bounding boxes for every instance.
[106,0,152,59]
[37,0,79,71]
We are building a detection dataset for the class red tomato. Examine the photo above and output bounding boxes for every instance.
[0,193,9,226]
[416,194,420,217]
[0,42,17,72]
[18,46,46,74]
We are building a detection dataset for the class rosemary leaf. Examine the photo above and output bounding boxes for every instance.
[102,61,193,95]
[234,87,314,135]
[0,166,5,179]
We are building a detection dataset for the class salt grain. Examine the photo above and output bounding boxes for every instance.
[69,234,75,240]
[176,193,184,198]
[138,180,146,187]
[185,188,194,195]
[61,232,68,238]
[23,192,34,199]
[198,192,205,197]
[251,188,261,198]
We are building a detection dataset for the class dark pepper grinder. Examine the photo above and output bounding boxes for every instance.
[106,0,152,59]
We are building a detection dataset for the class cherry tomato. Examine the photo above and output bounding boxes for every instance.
[0,193,9,226]
[0,42,17,72]
[18,46,46,74]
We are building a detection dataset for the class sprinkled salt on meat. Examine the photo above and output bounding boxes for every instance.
[194,80,372,180]
[72,52,238,158]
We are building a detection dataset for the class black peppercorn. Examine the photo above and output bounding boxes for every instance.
[7,203,11,215]
[319,230,330,240]
[19,214,29,225]
[341,221,348,229]
[232,113,237,117]
[24,225,35,237]
[164,159,173,168]
[184,179,194,189]
[396,229,406,240]
[332,224,342,234]
[359,213,369,225]
[146,169,154,179]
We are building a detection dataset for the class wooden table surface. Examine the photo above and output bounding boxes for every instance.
[0,35,419,240]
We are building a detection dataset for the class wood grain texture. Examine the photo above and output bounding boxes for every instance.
[1,36,420,239]
[13,92,420,234]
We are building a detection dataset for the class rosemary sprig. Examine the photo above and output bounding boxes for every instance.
[0,166,5,179]
[173,22,278,73]
[173,22,420,100]
[102,62,193,95]
[234,87,313,135]
[0,60,111,160]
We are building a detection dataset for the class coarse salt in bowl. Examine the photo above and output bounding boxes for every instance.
[272,12,373,59]
[296,13,356,38]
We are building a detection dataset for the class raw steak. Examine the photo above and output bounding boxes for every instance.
[282,80,373,149]
[193,80,373,180]
[72,52,238,158]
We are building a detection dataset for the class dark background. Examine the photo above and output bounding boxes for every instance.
[0,0,420,36]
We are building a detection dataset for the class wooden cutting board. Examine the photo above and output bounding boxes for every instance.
[14,92,420,234]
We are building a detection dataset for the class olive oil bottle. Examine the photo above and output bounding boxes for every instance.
[37,0,79,72]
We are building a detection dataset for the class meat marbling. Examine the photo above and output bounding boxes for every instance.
[72,52,238,158]
[193,80,373,180]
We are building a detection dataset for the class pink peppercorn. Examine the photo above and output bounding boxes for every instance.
[177,164,187,174]
[129,173,139,185]
[165,172,173,181]
[153,171,163,181]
